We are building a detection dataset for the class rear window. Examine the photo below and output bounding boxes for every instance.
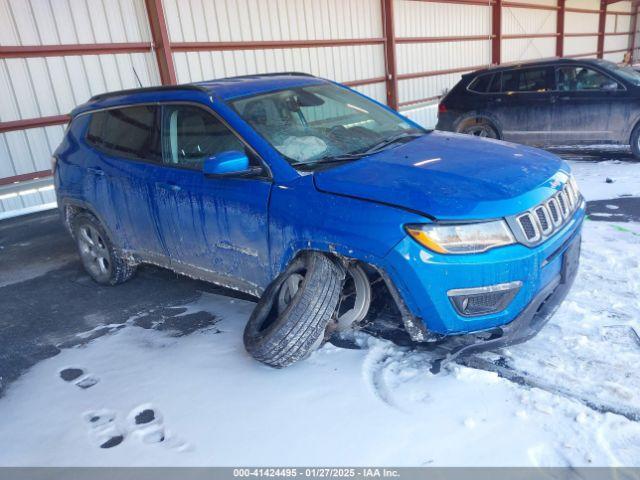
[501,67,553,92]
[86,106,161,162]
[468,74,494,93]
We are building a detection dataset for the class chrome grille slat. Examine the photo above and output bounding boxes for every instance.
[509,181,582,247]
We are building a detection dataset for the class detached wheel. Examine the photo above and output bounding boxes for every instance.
[630,123,640,159]
[457,118,498,139]
[244,252,345,368]
[72,212,136,285]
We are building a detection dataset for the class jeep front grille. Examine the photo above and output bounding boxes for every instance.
[508,183,582,247]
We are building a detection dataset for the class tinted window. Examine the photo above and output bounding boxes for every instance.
[87,106,161,162]
[468,74,494,93]
[162,105,245,170]
[501,68,552,92]
[556,66,621,91]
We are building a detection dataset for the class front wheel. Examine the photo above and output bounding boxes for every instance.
[243,252,345,368]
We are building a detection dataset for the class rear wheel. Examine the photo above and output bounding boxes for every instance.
[72,212,136,285]
[457,118,498,139]
[243,252,345,368]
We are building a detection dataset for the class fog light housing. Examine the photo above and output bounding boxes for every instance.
[448,281,522,317]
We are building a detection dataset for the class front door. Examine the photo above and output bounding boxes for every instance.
[549,64,630,144]
[490,66,555,146]
[152,104,272,294]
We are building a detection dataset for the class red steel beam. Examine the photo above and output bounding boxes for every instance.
[404,0,494,6]
[171,38,384,52]
[0,43,152,59]
[565,7,603,14]
[557,0,565,57]
[396,35,492,43]
[144,0,176,85]
[503,33,558,39]
[492,0,502,64]
[631,6,638,62]
[597,0,607,58]
[382,0,399,110]
[398,64,490,81]
[503,1,558,11]
[0,114,69,134]
[0,170,52,187]
[565,32,603,37]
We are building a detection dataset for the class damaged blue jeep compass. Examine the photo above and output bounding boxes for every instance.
[54,73,584,368]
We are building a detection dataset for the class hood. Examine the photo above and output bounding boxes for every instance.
[313,131,569,221]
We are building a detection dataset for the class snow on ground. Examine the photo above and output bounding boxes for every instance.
[567,158,640,201]
[0,162,639,467]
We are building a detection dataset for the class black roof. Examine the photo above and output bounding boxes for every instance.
[467,57,611,77]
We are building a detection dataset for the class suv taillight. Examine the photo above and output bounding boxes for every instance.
[438,103,447,114]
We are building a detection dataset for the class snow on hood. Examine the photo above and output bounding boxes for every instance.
[314,131,569,221]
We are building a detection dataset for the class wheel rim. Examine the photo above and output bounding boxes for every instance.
[277,272,305,315]
[335,265,371,331]
[463,125,496,138]
[77,224,111,281]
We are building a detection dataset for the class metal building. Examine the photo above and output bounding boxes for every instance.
[1,0,637,217]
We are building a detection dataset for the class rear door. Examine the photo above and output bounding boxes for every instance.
[152,103,272,293]
[549,64,629,144]
[84,105,166,257]
[490,66,555,146]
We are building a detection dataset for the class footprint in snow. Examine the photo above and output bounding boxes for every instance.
[59,367,99,389]
[126,403,191,451]
[83,409,125,449]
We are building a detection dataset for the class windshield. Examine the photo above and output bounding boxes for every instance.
[595,59,640,86]
[228,83,424,167]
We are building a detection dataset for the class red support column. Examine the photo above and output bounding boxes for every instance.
[597,0,607,59]
[556,0,566,57]
[144,0,176,85]
[630,5,638,63]
[382,0,399,110]
[492,0,502,65]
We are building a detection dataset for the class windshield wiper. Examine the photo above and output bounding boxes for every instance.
[358,131,425,156]
[291,131,426,170]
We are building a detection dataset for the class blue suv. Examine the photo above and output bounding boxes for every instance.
[53,73,585,368]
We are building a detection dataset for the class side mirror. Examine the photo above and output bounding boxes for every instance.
[203,151,261,178]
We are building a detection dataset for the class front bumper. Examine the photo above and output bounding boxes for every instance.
[427,226,581,372]
[383,200,585,339]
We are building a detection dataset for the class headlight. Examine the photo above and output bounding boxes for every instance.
[405,220,515,254]
[567,175,580,203]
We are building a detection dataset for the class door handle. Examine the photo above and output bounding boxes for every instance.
[490,97,503,103]
[87,167,104,176]
[551,95,571,103]
[155,182,181,192]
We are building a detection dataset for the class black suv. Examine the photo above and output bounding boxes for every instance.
[436,58,640,158]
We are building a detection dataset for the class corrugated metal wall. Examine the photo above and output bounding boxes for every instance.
[0,0,160,216]
[0,0,637,218]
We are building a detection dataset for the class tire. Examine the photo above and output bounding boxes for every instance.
[630,123,640,159]
[244,252,346,368]
[457,118,499,139]
[71,212,136,285]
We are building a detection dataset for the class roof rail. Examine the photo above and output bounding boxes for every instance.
[89,84,209,102]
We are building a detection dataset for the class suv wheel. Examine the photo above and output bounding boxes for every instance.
[243,252,345,368]
[630,123,640,160]
[72,212,136,285]
[458,118,498,139]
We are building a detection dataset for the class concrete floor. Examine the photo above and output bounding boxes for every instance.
[1,150,638,396]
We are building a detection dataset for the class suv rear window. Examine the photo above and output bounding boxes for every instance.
[87,106,161,162]
[501,67,553,92]
[468,74,494,93]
